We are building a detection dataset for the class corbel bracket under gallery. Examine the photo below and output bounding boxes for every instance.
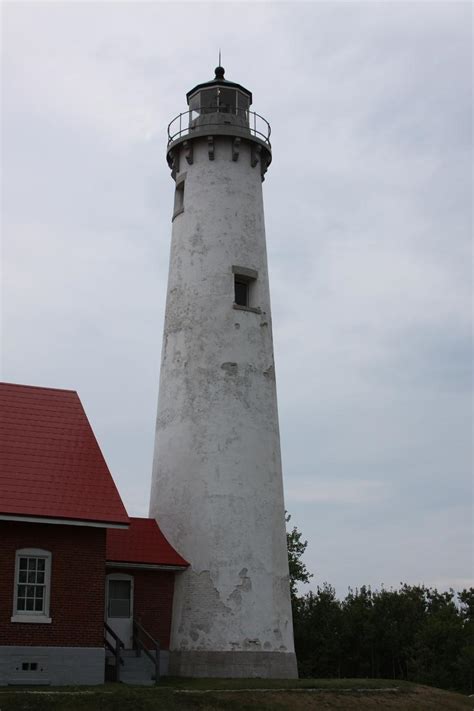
[232,137,241,162]
[207,136,215,161]
[250,143,261,168]
[183,141,193,165]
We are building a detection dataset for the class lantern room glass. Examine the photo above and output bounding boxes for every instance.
[188,88,250,124]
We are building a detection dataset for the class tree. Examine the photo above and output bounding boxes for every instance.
[286,512,313,602]
[457,588,474,693]
[294,584,342,678]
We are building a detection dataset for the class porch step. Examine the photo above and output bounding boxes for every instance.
[119,650,157,686]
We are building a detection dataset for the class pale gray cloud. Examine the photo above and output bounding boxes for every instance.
[2,1,472,596]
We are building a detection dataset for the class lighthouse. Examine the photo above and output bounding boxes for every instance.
[149,65,297,678]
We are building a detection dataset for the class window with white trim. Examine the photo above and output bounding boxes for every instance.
[12,549,52,623]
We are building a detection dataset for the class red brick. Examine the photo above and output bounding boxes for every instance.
[107,567,175,650]
[0,521,106,647]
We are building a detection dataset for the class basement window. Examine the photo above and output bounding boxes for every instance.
[22,662,38,671]
[232,266,260,313]
[11,549,52,623]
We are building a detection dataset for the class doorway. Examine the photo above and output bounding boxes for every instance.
[106,573,134,648]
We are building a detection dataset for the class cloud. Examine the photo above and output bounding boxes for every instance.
[285,478,390,505]
[1,1,471,595]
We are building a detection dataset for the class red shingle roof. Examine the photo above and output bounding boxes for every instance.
[0,382,129,526]
[107,517,188,567]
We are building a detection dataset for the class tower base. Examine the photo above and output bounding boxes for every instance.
[168,650,298,678]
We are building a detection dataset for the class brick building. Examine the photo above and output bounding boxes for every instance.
[0,383,187,685]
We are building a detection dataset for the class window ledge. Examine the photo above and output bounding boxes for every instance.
[232,266,258,280]
[11,615,52,624]
[233,303,261,314]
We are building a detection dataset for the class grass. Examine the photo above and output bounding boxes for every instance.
[160,676,413,690]
[0,678,471,711]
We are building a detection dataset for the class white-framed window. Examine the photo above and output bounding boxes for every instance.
[11,548,52,624]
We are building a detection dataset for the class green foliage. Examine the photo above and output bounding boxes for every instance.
[285,512,313,602]
[292,583,474,693]
[285,513,473,694]
[293,583,342,678]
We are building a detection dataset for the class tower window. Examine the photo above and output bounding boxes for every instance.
[234,279,249,307]
[232,266,260,313]
[173,176,185,220]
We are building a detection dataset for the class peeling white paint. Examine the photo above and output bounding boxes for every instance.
[149,134,295,671]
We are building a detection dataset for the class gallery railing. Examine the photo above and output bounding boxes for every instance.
[168,107,271,147]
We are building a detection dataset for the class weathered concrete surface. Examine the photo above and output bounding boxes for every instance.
[169,650,298,678]
[0,646,104,685]
[149,134,296,677]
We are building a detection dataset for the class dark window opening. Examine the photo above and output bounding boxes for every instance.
[21,662,38,671]
[234,279,249,307]
[173,180,185,217]
[232,266,259,311]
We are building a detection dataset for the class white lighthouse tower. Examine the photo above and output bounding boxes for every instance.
[149,65,297,678]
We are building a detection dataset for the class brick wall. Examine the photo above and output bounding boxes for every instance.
[0,521,106,647]
[107,567,175,649]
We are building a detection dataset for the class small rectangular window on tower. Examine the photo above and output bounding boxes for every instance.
[234,279,249,307]
[232,266,260,313]
[173,178,185,220]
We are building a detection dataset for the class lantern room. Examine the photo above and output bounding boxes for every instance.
[186,66,252,121]
[166,65,272,181]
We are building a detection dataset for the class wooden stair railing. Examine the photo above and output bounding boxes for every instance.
[133,618,160,684]
[104,622,125,682]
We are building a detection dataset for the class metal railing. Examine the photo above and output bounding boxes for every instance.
[104,622,124,683]
[168,107,271,147]
[133,618,160,684]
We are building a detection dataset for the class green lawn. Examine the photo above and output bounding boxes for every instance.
[0,679,470,711]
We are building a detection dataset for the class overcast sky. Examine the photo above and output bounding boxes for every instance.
[2,1,472,596]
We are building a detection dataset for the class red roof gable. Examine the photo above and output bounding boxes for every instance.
[107,517,188,568]
[0,383,129,526]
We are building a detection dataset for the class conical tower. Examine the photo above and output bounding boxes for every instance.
[149,66,297,678]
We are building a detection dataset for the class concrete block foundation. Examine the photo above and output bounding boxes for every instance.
[169,650,298,678]
[0,646,105,685]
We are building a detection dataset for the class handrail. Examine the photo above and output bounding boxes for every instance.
[104,622,124,682]
[167,107,271,148]
[133,618,160,684]
[104,621,123,643]
[134,618,158,646]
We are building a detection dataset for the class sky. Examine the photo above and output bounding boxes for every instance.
[1,1,472,597]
